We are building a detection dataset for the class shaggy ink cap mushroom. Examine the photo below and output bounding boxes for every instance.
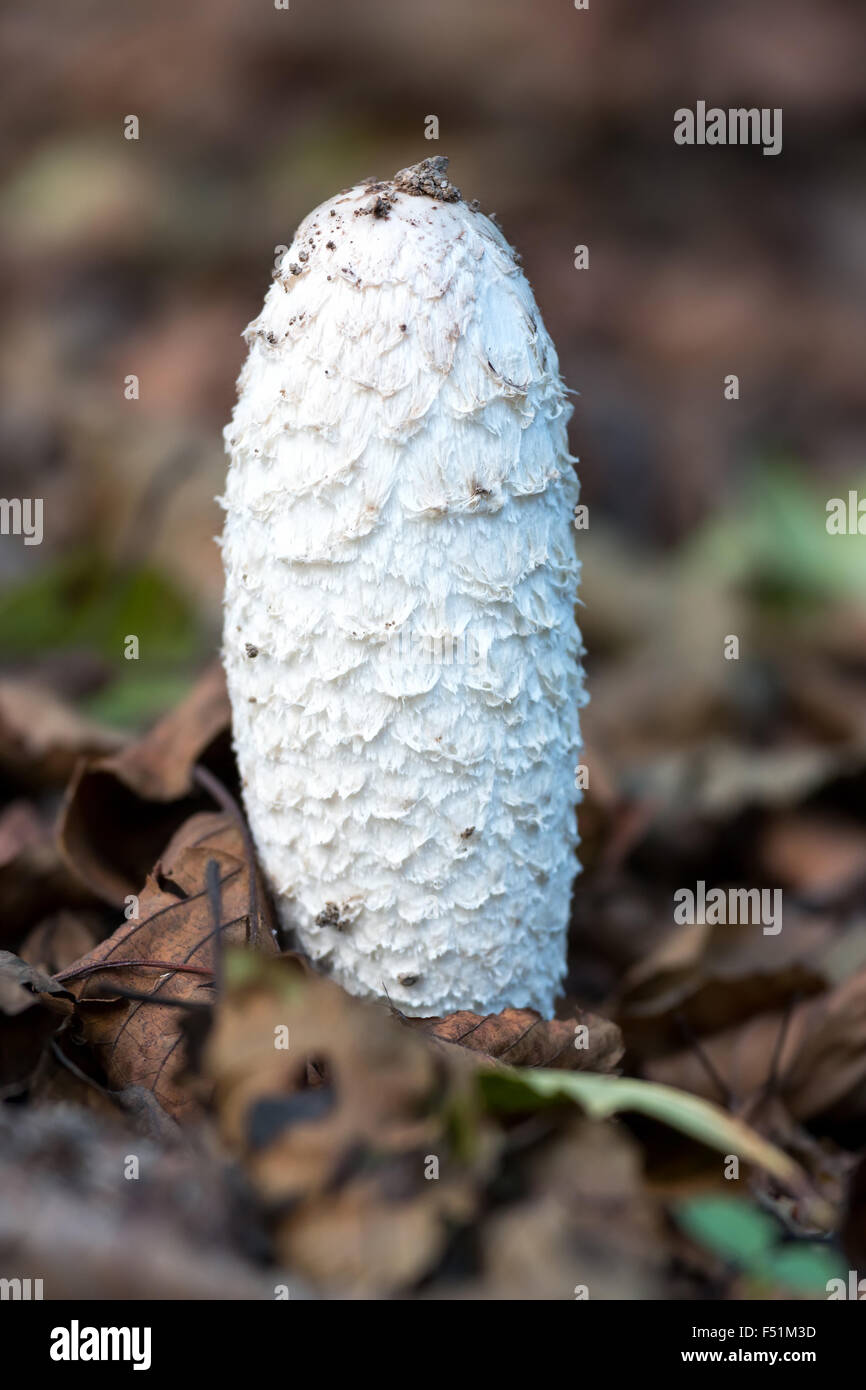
[220,158,587,1017]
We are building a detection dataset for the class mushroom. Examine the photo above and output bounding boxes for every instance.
[220,157,586,1017]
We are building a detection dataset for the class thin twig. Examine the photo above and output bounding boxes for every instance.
[54,959,214,984]
[757,994,801,1107]
[674,1009,734,1109]
[205,856,224,996]
[193,763,261,947]
[102,913,246,1067]
[103,986,212,1010]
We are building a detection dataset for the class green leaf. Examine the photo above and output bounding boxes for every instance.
[82,669,198,730]
[757,1241,845,1295]
[674,1194,845,1296]
[683,461,866,607]
[478,1068,806,1191]
[0,551,199,663]
[674,1194,777,1263]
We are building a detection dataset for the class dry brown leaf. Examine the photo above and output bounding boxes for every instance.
[615,737,861,821]
[202,952,498,1295]
[476,1117,666,1300]
[645,966,866,1126]
[0,679,123,790]
[58,662,232,905]
[0,801,94,949]
[19,910,103,975]
[60,811,275,1121]
[0,950,74,1090]
[760,811,866,901]
[0,800,43,863]
[411,1005,623,1072]
[617,914,829,1058]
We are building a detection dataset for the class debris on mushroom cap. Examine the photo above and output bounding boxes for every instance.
[220,161,586,1019]
[391,156,462,202]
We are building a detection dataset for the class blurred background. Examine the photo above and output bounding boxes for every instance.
[2,0,866,1300]
[1,0,865,725]
[3,0,866,930]
[1,0,866,891]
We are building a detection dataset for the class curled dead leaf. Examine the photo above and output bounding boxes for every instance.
[0,679,123,790]
[410,1005,623,1072]
[59,662,232,905]
[59,811,275,1121]
[18,910,103,976]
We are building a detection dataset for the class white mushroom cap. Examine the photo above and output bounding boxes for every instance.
[221,158,586,1017]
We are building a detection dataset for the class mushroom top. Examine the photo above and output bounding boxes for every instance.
[225,158,572,485]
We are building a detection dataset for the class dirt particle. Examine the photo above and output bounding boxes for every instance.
[460,826,475,840]
[391,156,461,203]
[315,901,353,932]
[244,643,259,658]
